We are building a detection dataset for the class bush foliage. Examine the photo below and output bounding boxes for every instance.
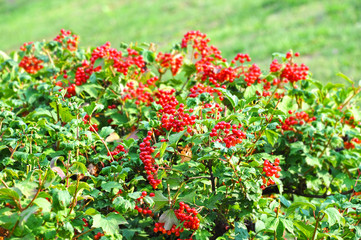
[0,30,361,239]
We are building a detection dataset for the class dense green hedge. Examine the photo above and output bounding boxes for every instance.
[0,29,360,239]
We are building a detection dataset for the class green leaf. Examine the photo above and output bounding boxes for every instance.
[322,207,342,226]
[279,196,291,208]
[277,96,297,114]
[70,161,87,174]
[350,105,361,121]
[293,220,314,239]
[234,222,249,239]
[159,209,179,230]
[99,126,114,138]
[159,142,167,158]
[287,202,316,216]
[244,84,261,100]
[168,130,186,147]
[337,72,353,85]
[85,208,100,216]
[0,188,20,201]
[152,191,169,211]
[33,198,52,212]
[305,155,322,168]
[265,129,278,146]
[76,83,103,98]
[276,219,285,239]
[182,63,196,77]
[49,102,75,123]
[92,213,127,235]
[216,88,239,110]
[178,191,197,204]
[101,181,123,193]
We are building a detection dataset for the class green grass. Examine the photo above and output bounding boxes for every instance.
[1,0,361,82]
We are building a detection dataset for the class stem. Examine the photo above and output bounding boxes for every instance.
[208,160,216,193]
[73,227,96,239]
[311,212,324,240]
[90,125,115,162]
[68,174,80,217]
[339,86,361,110]
[23,170,47,211]
[9,142,20,159]
[176,75,191,96]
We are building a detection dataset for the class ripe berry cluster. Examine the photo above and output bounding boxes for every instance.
[93,232,104,240]
[19,56,44,74]
[341,115,360,128]
[134,191,154,216]
[107,104,117,110]
[344,137,361,150]
[156,52,184,76]
[54,29,79,51]
[210,121,246,148]
[155,89,178,115]
[161,103,197,133]
[107,144,126,160]
[261,158,281,190]
[83,114,98,132]
[153,222,184,237]
[175,202,200,230]
[277,110,316,132]
[189,83,224,99]
[123,81,154,106]
[243,64,262,86]
[139,131,161,189]
[153,202,199,238]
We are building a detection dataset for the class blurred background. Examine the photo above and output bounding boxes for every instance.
[1,0,361,83]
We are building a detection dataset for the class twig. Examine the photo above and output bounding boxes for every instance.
[73,227,96,239]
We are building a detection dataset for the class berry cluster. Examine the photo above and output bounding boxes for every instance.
[83,114,98,132]
[161,103,197,133]
[156,52,184,76]
[74,60,92,86]
[189,83,224,99]
[107,144,126,160]
[154,202,199,238]
[134,191,154,216]
[93,232,104,240]
[123,81,155,106]
[243,63,262,86]
[277,111,316,132]
[202,103,223,118]
[19,56,44,74]
[344,137,361,150]
[155,89,178,115]
[269,59,282,73]
[19,41,34,52]
[210,121,246,148]
[139,131,161,189]
[107,104,117,110]
[175,202,200,230]
[64,84,76,98]
[261,158,281,190]
[341,115,360,128]
[54,29,79,51]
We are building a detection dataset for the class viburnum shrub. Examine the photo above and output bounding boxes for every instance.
[0,29,361,240]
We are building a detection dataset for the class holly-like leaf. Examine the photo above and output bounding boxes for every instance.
[159,209,179,230]
[92,213,127,235]
[152,191,169,211]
